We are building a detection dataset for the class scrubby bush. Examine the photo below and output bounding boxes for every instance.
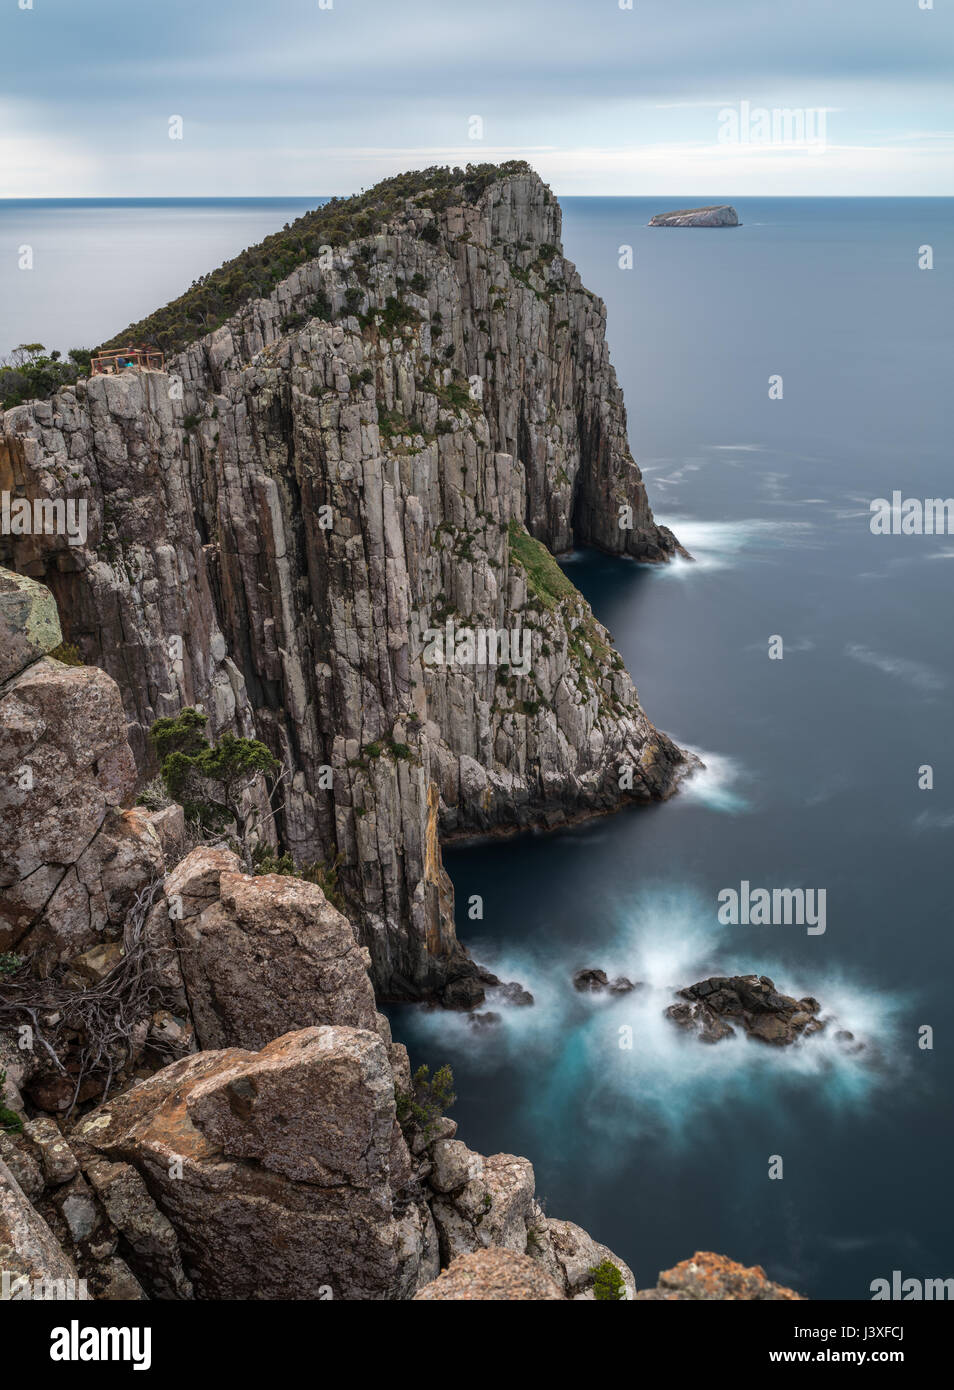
[395,1063,456,1142]
[0,344,91,410]
[148,707,278,839]
[590,1260,626,1300]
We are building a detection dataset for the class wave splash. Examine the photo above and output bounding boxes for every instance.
[401,886,905,1168]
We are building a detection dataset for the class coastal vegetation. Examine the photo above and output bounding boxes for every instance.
[99,162,533,357]
[0,343,91,410]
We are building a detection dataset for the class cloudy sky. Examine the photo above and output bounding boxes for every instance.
[2,0,952,198]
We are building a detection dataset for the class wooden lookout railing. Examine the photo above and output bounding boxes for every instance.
[90,347,165,376]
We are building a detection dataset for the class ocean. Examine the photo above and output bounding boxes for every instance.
[2,194,951,1298]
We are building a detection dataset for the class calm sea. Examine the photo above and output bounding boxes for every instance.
[2,195,952,1298]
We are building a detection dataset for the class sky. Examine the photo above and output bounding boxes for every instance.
[1,0,952,198]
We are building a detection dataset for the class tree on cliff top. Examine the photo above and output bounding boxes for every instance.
[0,344,92,411]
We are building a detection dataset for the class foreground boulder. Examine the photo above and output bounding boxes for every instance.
[0,567,62,685]
[666,975,825,1045]
[147,847,380,1050]
[637,1251,804,1300]
[413,1247,565,1301]
[72,1025,435,1300]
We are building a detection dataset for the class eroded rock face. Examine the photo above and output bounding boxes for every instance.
[148,846,380,1049]
[666,975,825,1046]
[0,1156,90,1299]
[636,1251,804,1300]
[0,567,62,685]
[0,569,164,971]
[1,168,688,998]
[413,1246,565,1300]
[428,1145,536,1264]
[530,1216,637,1300]
[72,1026,431,1300]
[649,205,740,227]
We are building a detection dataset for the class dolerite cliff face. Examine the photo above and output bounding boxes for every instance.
[0,166,688,1001]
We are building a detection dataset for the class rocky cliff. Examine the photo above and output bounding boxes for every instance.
[0,164,687,1002]
[0,555,800,1301]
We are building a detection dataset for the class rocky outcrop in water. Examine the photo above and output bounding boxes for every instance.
[573,967,641,994]
[0,165,689,1002]
[649,205,740,227]
[666,974,825,1045]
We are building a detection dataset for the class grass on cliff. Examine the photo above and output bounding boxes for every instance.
[99,161,534,357]
[507,519,578,609]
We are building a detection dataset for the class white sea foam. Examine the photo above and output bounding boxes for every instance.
[656,516,815,576]
[677,744,752,813]
[845,643,945,693]
[403,886,903,1161]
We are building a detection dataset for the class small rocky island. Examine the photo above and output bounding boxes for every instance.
[649,205,740,227]
[666,975,825,1045]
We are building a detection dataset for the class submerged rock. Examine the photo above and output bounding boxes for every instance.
[649,205,740,227]
[498,981,534,1007]
[666,974,827,1046]
[573,968,609,992]
[573,968,641,995]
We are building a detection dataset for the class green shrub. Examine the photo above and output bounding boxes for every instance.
[590,1260,626,1301]
[395,1063,455,1141]
[148,707,279,836]
[507,519,577,608]
[309,287,333,321]
[48,641,83,666]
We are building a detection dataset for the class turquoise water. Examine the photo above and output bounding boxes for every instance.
[2,195,951,1298]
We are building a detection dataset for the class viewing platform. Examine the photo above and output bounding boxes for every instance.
[90,347,165,376]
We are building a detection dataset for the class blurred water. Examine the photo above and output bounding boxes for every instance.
[392,196,954,1299]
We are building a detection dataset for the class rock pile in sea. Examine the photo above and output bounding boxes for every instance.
[666,974,826,1045]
